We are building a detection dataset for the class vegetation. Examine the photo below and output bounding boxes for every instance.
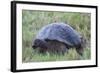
[22,10,91,63]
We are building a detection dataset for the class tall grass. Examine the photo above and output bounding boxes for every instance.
[22,10,91,63]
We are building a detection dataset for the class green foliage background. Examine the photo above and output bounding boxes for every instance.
[22,10,91,63]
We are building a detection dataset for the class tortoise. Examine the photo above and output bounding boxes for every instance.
[32,22,86,55]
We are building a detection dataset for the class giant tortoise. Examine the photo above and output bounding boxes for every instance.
[32,22,86,55]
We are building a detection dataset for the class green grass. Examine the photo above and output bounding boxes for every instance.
[23,48,91,63]
[22,10,91,63]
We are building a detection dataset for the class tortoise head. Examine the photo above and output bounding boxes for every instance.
[32,39,48,49]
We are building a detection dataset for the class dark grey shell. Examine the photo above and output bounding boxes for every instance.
[36,23,81,47]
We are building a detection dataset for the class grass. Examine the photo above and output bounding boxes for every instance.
[22,47,91,63]
[22,10,91,63]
